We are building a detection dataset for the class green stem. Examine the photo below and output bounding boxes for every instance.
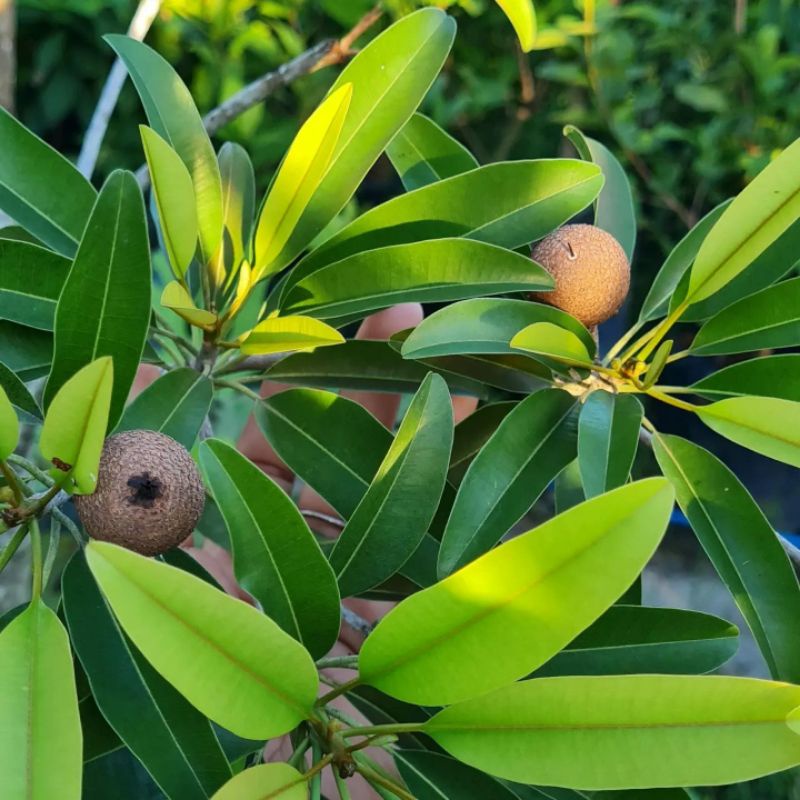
[42,516,61,588]
[152,332,189,367]
[53,508,83,546]
[646,388,700,413]
[636,301,689,362]
[289,735,311,769]
[341,723,423,739]
[316,676,362,707]
[151,325,200,356]
[651,385,698,395]
[0,525,28,575]
[307,746,326,800]
[666,349,690,364]
[30,517,43,599]
[317,655,359,670]
[7,455,54,487]
[334,770,352,800]
[603,319,644,366]
[356,762,414,800]
[213,378,263,403]
[0,461,25,505]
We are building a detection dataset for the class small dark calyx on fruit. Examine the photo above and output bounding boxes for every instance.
[127,472,164,508]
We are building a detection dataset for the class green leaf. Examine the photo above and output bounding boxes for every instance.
[564,126,636,260]
[268,8,455,274]
[116,368,213,449]
[359,478,674,705]
[0,385,19,459]
[554,458,584,514]
[438,389,578,577]
[287,159,602,288]
[63,553,232,799]
[283,239,553,320]
[387,113,478,191]
[0,239,70,330]
[214,142,255,285]
[43,171,151,429]
[535,605,738,677]
[424,674,800,789]
[495,0,537,51]
[348,686,433,750]
[448,401,517,484]
[0,360,41,419]
[253,84,352,280]
[639,200,729,322]
[0,321,52,381]
[696,396,800,467]
[161,281,218,329]
[594,792,689,800]
[510,322,594,367]
[653,433,800,682]
[330,373,453,595]
[211,763,307,800]
[685,136,800,305]
[40,356,114,493]
[578,392,642,498]
[141,126,198,279]
[257,387,391,520]
[107,35,223,265]
[0,600,82,800]
[0,106,97,256]
[199,439,340,659]
[691,355,800,401]
[239,315,345,355]
[85,540,318,739]
[690,276,800,355]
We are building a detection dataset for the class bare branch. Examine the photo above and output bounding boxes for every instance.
[341,605,374,638]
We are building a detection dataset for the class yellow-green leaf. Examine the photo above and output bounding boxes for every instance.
[510,321,593,366]
[161,281,218,330]
[253,84,353,280]
[495,0,537,51]
[212,763,307,800]
[0,385,19,460]
[0,601,82,800]
[39,357,113,493]
[239,315,345,355]
[697,396,800,467]
[85,541,319,740]
[141,126,198,278]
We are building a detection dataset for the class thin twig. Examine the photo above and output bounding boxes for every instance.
[216,353,285,375]
[302,509,345,530]
[341,605,373,638]
[77,0,163,178]
[313,5,383,72]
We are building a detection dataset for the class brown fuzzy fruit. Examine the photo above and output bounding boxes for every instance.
[74,430,205,556]
[529,224,630,327]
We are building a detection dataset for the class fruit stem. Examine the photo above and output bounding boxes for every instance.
[30,517,43,599]
[603,319,644,366]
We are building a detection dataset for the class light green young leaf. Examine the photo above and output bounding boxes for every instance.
[685,136,800,305]
[239,315,345,355]
[86,540,318,739]
[199,439,340,659]
[107,35,223,265]
[386,113,479,191]
[0,385,19,460]
[425,674,800,789]
[253,84,352,281]
[161,281,218,330]
[510,322,594,367]
[141,126,198,278]
[696,396,800,467]
[211,763,307,800]
[0,107,96,256]
[495,0,537,51]
[40,357,114,493]
[0,600,82,800]
[359,478,674,705]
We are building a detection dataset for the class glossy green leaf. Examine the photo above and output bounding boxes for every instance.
[0,385,18,459]
[85,540,318,739]
[564,125,635,260]
[0,600,82,800]
[685,136,800,304]
[0,239,70,330]
[495,0,537,50]
[40,356,113,493]
[578,392,642,498]
[425,674,800,789]
[535,605,738,677]
[386,113,479,191]
[554,458,584,514]
[448,401,517,483]
[108,35,223,265]
[690,276,800,355]
[510,322,593,367]
[283,239,552,320]
[639,201,729,321]
[653,434,800,682]
[401,298,595,360]
[257,387,392,519]
[141,126,198,278]
[211,763,306,800]
[253,84,352,280]
[0,360,41,419]
[594,791,689,800]
[696,396,800,467]
[199,439,340,658]
[691,355,800,401]
[44,171,151,429]
[116,368,213,449]
[271,9,455,273]
[360,478,674,705]
[330,373,453,596]
[161,281,218,329]
[239,315,345,355]
[439,389,578,577]
[63,552,232,799]
[0,321,52,381]
[214,142,255,285]
[287,159,602,288]
[0,106,96,256]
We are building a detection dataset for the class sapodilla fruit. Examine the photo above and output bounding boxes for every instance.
[529,224,630,328]
[74,429,205,556]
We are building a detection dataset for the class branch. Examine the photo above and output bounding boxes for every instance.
[77,0,163,178]
[341,605,373,638]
